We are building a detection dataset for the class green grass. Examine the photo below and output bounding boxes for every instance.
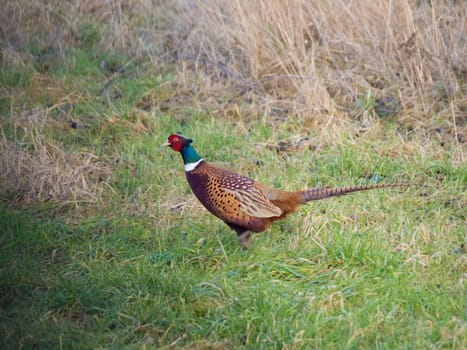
[1,40,466,350]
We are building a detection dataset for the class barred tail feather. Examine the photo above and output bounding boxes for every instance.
[299,183,404,203]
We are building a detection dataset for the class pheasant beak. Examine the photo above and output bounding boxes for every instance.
[161,141,171,147]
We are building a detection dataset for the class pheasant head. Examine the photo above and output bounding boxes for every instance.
[162,133,205,171]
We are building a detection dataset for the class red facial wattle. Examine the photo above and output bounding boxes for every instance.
[167,134,183,152]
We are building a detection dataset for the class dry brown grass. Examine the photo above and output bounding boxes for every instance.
[167,0,466,122]
[2,1,465,124]
[0,108,112,208]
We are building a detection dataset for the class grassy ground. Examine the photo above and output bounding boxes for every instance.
[1,1,466,349]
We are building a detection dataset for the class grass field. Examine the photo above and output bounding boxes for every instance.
[1,0,466,349]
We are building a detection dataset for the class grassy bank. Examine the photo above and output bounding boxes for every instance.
[1,0,465,348]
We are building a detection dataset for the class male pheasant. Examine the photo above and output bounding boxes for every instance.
[163,133,401,248]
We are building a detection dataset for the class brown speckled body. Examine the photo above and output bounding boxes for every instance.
[186,161,299,235]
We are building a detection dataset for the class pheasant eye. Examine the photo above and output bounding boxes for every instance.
[173,137,179,143]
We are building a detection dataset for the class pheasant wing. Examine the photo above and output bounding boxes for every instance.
[226,186,282,218]
[212,170,282,219]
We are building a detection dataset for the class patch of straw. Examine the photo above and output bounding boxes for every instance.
[0,109,112,208]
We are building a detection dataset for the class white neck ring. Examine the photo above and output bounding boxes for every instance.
[184,159,203,172]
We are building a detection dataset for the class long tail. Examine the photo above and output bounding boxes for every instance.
[299,183,405,203]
